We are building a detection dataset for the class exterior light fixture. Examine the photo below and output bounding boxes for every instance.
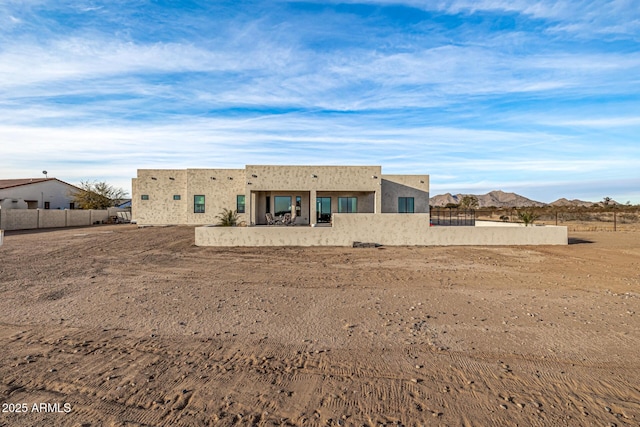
[372,175,378,179]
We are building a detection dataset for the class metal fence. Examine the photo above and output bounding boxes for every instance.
[430,208,476,226]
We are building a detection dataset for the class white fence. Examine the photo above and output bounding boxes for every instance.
[0,208,126,231]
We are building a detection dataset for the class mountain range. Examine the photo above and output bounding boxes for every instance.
[429,191,599,208]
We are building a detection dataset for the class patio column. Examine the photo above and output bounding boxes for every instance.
[375,188,382,213]
[249,191,256,225]
[310,189,317,225]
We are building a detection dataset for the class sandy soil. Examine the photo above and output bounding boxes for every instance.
[1,225,639,426]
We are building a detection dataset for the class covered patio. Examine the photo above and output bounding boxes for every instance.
[249,190,377,226]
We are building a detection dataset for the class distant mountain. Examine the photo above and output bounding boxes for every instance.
[430,190,545,208]
[549,198,595,208]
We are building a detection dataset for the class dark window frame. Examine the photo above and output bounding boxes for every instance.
[194,195,205,213]
[337,197,357,213]
[398,197,415,213]
[237,195,246,213]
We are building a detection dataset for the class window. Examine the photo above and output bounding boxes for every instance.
[44,202,50,209]
[316,197,331,223]
[173,195,181,200]
[398,197,415,213]
[295,196,301,216]
[141,195,149,200]
[237,195,246,213]
[338,197,357,213]
[194,195,205,213]
[274,196,291,216]
[69,202,75,209]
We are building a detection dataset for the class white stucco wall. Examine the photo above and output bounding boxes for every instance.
[0,180,79,209]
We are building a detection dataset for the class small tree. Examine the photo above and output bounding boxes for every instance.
[459,195,479,210]
[71,180,127,209]
[517,209,539,226]
[216,208,238,226]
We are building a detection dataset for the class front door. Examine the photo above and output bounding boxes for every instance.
[316,197,331,223]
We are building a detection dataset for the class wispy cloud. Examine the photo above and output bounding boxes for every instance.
[1,0,639,203]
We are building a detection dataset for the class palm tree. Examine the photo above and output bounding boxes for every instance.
[216,208,238,226]
[517,210,539,226]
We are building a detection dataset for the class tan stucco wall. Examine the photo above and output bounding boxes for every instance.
[425,225,567,245]
[0,209,39,230]
[246,165,382,192]
[67,210,92,227]
[381,175,429,213]
[39,210,67,228]
[185,169,246,225]
[246,165,383,223]
[133,169,247,225]
[132,166,430,226]
[195,214,568,246]
[133,170,188,225]
[0,209,123,231]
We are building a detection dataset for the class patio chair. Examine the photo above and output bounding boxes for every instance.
[282,212,292,225]
[265,212,276,225]
[287,211,297,226]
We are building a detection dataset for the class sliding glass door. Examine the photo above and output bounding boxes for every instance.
[274,196,292,216]
[316,197,331,223]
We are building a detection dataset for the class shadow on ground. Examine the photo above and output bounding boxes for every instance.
[569,237,594,245]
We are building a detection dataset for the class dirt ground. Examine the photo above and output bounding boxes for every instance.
[1,225,639,426]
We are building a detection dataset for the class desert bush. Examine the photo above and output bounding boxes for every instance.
[518,210,539,226]
[216,208,238,226]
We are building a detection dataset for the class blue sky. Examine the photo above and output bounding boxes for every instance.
[2,0,639,203]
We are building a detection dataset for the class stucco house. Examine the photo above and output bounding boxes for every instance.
[132,165,429,226]
[0,178,80,210]
[132,165,567,247]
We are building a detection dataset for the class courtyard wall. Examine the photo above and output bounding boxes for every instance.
[195,214,568,247]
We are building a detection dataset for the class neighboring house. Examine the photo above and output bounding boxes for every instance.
[0,178,80,210]
[132,165,429,226]
[115,199,132,209]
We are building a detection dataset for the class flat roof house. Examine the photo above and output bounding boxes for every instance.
[132,165,429,227]
[132,165,567,246]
